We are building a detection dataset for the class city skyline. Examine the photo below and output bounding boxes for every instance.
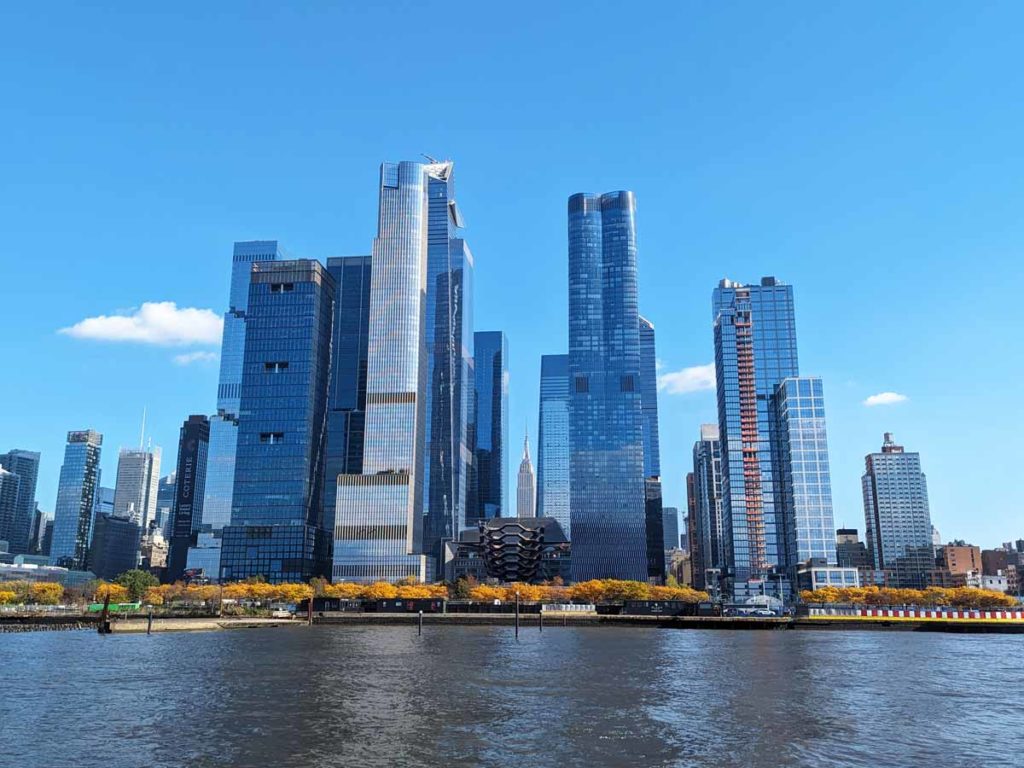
[3,5,1023,549]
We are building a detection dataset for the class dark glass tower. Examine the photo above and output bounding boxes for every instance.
[536,354,570,537]
[166,415,210,582]
[0,449,40,554]
[567,191,648,581]
[49,430,103,570]
[691,424,724,591]
[323,256,372,540]
[470,330,508,524]
[220,260,335,583]
[422,165,475,577]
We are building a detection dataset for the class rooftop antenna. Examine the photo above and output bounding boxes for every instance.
[139,406,147,449]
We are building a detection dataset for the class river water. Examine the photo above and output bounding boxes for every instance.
[2,625,1021,767]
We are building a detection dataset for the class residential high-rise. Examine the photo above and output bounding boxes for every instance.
[517,432,536,518]
[0,469,20,553]
[713,277,799,591]
[662,506,680,552]
[862,432,933,587]
[0,450,41,554]
[323,256,372,545]
[219,260,335,584]
[113,447,161,528]
[536,354,570,536]
[836,529,871,569]
[166,416,210,582]
[422,163,475,576]
[638,318,661,479]
[49,430,103,570]
[471,331,509,524]
[155,473,176,539]
[191,241,284,577]
[333,161,443,583]
[691,424,724,591]
[773,377,837,572]
[567,191,648,582]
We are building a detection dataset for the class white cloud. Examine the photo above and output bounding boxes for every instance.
[59,302,223,346]
[863,391,908,407]
[172,351,219,366]
[657,363,716,395]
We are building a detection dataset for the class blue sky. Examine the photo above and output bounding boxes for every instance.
[2,3,1022,547]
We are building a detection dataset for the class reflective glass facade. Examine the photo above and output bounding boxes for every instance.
[662,506,679,552]
[536,354,570,536]
[568,192,648,581]
[0,450,40,554]
[773,378,837,570]
[713,277,798,583]
[422,166,474,574]
[691,424,724,590]
[192,241,283,575]
[324,256,372,539]
[862,433,933,580]
[167,415,210,582]
[49,430,103,569]
[638,317,661,478]
[88,512,141,580]
[220,260,334,583]
[0,469,20,551]
[334,161,439,583]
[112,447,161,527]
[471,331,508,524]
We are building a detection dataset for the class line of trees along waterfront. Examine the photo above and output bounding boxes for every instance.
[800,585,1017,609]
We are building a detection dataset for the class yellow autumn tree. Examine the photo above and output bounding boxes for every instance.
[0,590,16,605]
[467,584,504,602]
[395,585,434,599]
[362,581,398,600]
[29,582,64,605]
[275,583,313,603]
[94,582,130,603]
[324,582,364,599]
[142,587,165,606]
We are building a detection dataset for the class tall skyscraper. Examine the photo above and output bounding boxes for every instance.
[112,447,161,528]
[662,506,680,552]
[155,473,176,538]
[323,256,372,544]
[517,432,536,518]
[638,317,661,479]
[191,241,284,577]
[691,424,724,591]
[773,377,837,571]
[536,354,570,536]
[0,469,20,552]
[471,331,509,524]
[166,415,210,582]
[220,260,335,584]
[422,163,474,575]
[568,191,649,582]
[713,277,798,589]
[88,513,141,580]
[334,161,442,583]
[0,450,40,554]
[49,430,103,570]
[862,432,933,586]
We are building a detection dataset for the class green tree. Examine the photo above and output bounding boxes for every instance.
[115,569,159,601]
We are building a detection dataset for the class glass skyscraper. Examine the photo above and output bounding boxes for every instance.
[568,191,648,582]
[773,377,837,570]
[422,164,474,575]
[638,317,661,479]
[219,260,335,583]
[471,330,508,523]
[862,432,933,586]
[323,256,372,542]
[112,447,161,528]
[0,469,20,552]
[49,430,103,570]
[190,240,283,578]
[166,415,209,582]
[536,354,570,536]
[690,424,724,590]
[713,277,798,586]
[0,449,41,554]
[334,161,444,583]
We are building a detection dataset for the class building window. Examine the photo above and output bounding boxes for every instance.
[270,283,294,293]
[620,375,635,392]
[264,362,289,373]
[574,376,589,393]
[259,432,285,445]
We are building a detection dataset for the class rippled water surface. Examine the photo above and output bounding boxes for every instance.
[2,626,1022,767]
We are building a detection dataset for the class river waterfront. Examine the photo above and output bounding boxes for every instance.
[2,626,1021,767]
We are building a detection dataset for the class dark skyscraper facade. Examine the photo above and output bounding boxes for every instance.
[713,277,799,587]
[471,331,508,524]
[691,424,724,590]
[0,450,40,554]
[323,256,372,540]
[422,165,474,576]
[88,512,141,580]
[568,191,648,582]
[49,430,103,570]
[166,415,210,582]
[638,317,661,479]
[536,354,570,537]
[220,260,335,583]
